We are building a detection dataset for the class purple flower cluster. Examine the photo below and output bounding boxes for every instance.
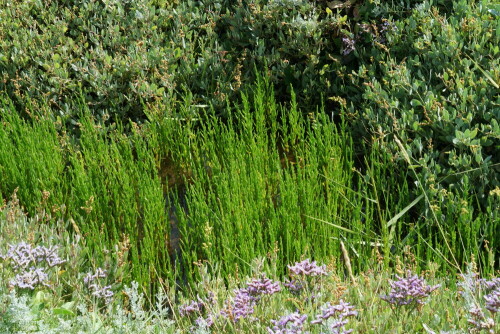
[284,279,305,295]
[467,306,496,333]
[267,300,357,334]
[224,276,281,321]
[377,19,396,44]
[459,270,499,331]
[340,19,395,56]
[179,297,205,317]
[179,294,216,331]
[1,242,65,269]
[246,276,281,296]
[379,20,392,34]
[285,259,328,295]
[83,267,107,285]
[482,278,500,314]
[481,278,500,291]
[1,242,65,290]
[342,36,356,56]
[484,289,499,314]
[288,259,328,277]
[380,271,440,307]
[267,312,308,334]
[311,300,357,334]
[10,267,50,290]
[83,268,114,304]
[194,314,214,329]
[230,287,258,321]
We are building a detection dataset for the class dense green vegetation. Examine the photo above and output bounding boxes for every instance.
[1,200,499,333]
[0,0,499,331]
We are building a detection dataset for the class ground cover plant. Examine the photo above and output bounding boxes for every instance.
[0,199,499,332]
[0,0,499,332]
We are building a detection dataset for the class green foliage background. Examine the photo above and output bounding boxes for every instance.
[0,0,499,292]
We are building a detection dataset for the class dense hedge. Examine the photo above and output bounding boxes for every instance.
[342,1,499,205]
[0,0,422,121]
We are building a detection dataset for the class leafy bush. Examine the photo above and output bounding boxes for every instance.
[345,0,499,186]
[1,0,198,120]
[5,0,495,206]
[333,0,499,269]
[0,0,406,121]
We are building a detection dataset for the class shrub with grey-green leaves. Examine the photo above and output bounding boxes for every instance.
[0,0,404,122]
[336,0,499,269]
[344,0,499,200]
